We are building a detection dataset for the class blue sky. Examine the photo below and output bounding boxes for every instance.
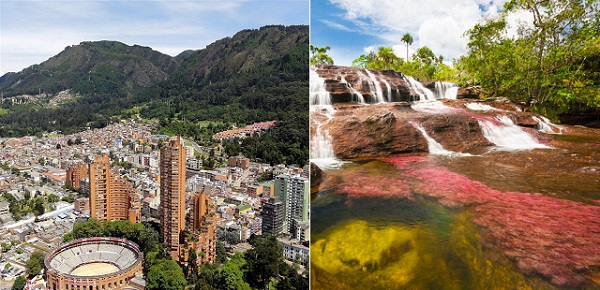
[310,0,511,66]
[0,0,309,75]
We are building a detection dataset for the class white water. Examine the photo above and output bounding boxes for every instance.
[310,68,345,169]
[411,122,473,156]
[411,100,462,114]
[465,103,503,111]
[356,69,385,103]
[435,82,458,100]
[405,76,436,101]
[340,75,365,103]
[411,122,455,155]
[478,115,550,150]
[381,77,392,102]
[310,69,331,106]
[532,116,563,134]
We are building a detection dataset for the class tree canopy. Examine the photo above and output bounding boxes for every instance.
[462,0,600,116]
[310,45,334,65]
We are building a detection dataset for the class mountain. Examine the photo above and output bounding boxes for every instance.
[0,25,309,165]
[0,41,181,98]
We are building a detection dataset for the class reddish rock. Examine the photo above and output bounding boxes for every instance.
[457,85,482,99]
[314,65,417,103]
[318,102,493,159]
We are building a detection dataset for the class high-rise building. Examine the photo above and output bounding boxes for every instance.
[66,162,88,190]
[89,155,140,223]
[188,189,217,265]
[262,197,284,235]
[274,174,309,238]
[160,136,186,261]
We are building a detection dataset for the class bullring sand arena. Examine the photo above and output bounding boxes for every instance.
[44,237,143,290]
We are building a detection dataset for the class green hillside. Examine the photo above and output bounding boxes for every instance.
[0,25,309,165]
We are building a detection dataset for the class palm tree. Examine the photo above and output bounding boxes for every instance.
[401,33,414,62]
[376,46,399,70]
[310,44,334,65]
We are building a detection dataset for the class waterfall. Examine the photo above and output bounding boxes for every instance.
[411,122,472,156]
[434,82,458,99]
[478,115,550,150]
[310,114,345,169]
[532,116,563,134]
[310,69,331,106]
[354,70,385,103]
[411,122,454,155]
[381,77,392,102]
[310,68,344,169]
[340,75,365,103]
[465,103,503,111]
[405,76,435,101]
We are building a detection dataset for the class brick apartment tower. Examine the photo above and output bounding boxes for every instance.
[160,136,186,261]
[189,190,217,265]
[89,155,140,223]
[66,162,88,189]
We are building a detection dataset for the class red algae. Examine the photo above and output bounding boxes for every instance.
[339,157,600,287]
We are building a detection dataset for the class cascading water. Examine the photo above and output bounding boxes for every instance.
[405,76,436,101]
[340,75,365,103]
[411,122,472,156]
[411,122,454,155]
[478,115,550,150]
[465,103,503,111]
[435,82,458,100]
[355,70,385,103]
[310,68,344,169]
[381,77,392,102]
[532,116,563,134]
[310,69,332,106]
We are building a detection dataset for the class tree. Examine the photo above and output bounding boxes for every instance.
[244,235,284,289]
[219,256,251,290]
[401,33,414,61]
[463,0,600,116]
[26,251,46,277]
[146,259,187,290]
[12,275,26,290]
[310,44,334,65]
[47,194,59,203]
[352,51,377,68]
[376,46,401,70]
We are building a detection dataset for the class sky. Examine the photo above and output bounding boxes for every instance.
[0,0,309,75]
[310,0,513,66]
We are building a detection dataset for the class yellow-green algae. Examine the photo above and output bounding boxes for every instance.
[311,212,556,290]
[311,219,420,289]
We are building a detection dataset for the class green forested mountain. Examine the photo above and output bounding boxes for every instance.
[0,25,309,165]
[0,40,182,97]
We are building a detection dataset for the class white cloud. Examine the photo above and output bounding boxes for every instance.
[326,0,512,61]
[320,19,355,32]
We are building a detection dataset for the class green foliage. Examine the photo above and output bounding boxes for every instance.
[219,254,251,290]
[351,45,459,82]
[244,235,285,289]
[26,251,46,278]
[46,194,59,203]
[462,0,600,114]
[222,112,308,166]
[146,259,187,290]
[1,242,11,252]
[12,276,26,290]
[61,194,75,203]
[310,44,334,65]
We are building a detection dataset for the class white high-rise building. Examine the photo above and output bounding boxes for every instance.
[274,174,309,238]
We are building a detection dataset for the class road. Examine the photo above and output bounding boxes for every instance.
[2,204,74,230]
